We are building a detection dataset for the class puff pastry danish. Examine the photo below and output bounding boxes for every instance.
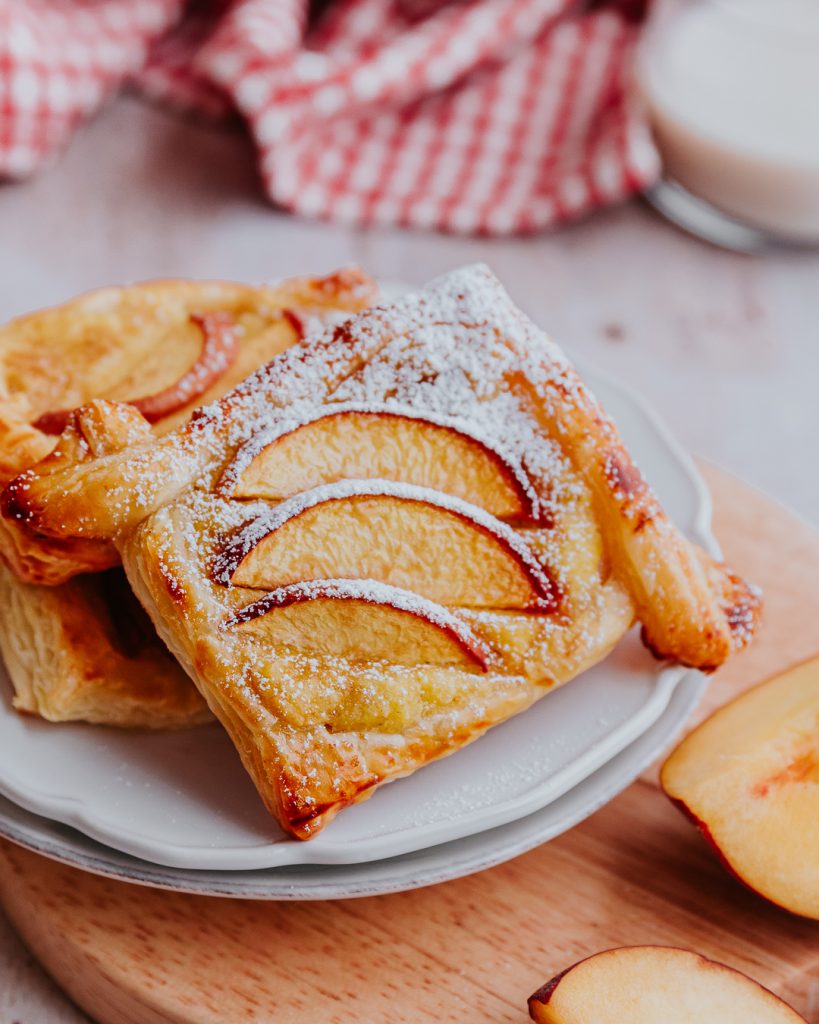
[2,266,760,828]
[0,270,376,728]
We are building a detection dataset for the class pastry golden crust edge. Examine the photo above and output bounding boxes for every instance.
[0,268,379,586]
[0,561,211,729]
[0,270,379,730]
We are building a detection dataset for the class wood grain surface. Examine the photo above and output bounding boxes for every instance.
[1,464,817,1024]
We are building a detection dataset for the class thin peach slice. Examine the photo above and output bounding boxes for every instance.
[224,578,489,670]
[218,404,539,521]
[661,655,819,920]
[529,946,807,1023]
[33,312,239,434]
[212,480,558,610]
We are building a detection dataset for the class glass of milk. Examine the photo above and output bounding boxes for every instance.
[638,0,819,246]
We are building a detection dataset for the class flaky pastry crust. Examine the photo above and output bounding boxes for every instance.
[0,561,211,729]
[0,270,377,728]
[1,267,760,829]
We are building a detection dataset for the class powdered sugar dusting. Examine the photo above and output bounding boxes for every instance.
[225,577,490,665]
[154,265,617,640]
[75,263,762,842]
[176,266,599,602]
[327,322,581,524]
[93,267,657,753]
[183,265,574,478]
[218,400,541,518]
[211,478,558,607]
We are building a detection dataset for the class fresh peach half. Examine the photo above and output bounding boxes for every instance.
[528,946,807,1023]
[661,656,819,919]
[219,404,539,521]
[212,480,557,610]
[224,578,489,670]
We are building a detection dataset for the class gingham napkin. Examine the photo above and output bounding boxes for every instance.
[0,0,659,235]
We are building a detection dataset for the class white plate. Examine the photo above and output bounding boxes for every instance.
[0,666,706,899]
[0,361,716,871]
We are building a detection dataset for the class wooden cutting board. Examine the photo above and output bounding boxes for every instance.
[1,464,818,1024]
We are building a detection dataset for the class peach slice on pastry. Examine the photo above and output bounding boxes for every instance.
[212,480,558,610]
[32,312,240,435]
[528,946,807,1023]
[219,404,539,521]
[225,578,489,671]
[661,656,819,920]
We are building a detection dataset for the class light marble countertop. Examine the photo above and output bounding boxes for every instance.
[1,96,817,1021]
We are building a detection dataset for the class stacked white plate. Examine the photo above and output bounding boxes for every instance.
[0,359,712,899]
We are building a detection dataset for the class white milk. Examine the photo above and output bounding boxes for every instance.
[639,0,819,242]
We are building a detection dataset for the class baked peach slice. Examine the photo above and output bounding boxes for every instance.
[218,404,539,521]
[32,312,239,434]
[212,480,557,610]
[661,656,819,919]
[224,578,489,670]
[529,946,807,1023]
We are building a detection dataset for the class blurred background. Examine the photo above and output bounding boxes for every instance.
[1,0,817,526]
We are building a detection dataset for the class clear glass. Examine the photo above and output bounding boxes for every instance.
[636,0,819,248]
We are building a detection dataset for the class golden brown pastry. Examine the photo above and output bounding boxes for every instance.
[0,270,377,728]
[0,269,377,585]
[0,561,211,729]
[2,266,760,823]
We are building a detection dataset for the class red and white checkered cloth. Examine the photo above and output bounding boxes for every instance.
[0,0,659,234]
